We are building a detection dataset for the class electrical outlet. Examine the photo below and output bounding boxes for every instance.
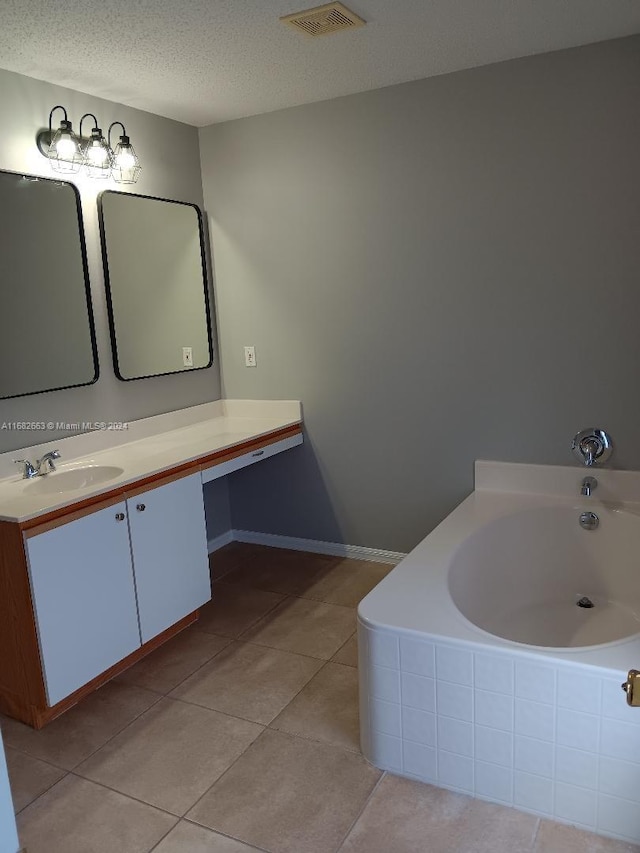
[183,346,193,367]
[244,346,257,367]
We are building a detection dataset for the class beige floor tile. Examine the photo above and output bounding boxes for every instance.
[0,682,159,770]
[172,641,323,724]
[196,583,285,638]
[339,774,539,853]
[332,633,358,667]
[188,729,381,853]
[241,596,355,659]
[76,697,262,815]
[270,662,360,751]
[222,546,339,596]
[534,820,640,852]
[17,774,177,853]
[116,628,230,694]
[154,821,262,852]
[299,559,394,607]
[5,747,66,813]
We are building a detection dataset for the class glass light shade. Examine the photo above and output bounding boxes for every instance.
[83,129,112,179]
[111,137,141,184]
[47,120,83,174]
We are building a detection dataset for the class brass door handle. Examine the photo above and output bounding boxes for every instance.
[621,670,640,706]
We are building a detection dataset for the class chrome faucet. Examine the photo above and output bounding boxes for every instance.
[581,476,597,497]
[14,449,61,479]
[14,459,38,479]
[36,450,61,475]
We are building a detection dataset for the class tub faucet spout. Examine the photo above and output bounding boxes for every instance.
[581,476,597,497]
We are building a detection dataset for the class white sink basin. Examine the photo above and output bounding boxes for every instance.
[24,465,124,495]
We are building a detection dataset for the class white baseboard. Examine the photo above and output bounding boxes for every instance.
[229,528,406,565]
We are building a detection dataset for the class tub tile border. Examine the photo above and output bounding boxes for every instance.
[360,622,640,846]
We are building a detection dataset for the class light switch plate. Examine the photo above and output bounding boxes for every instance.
[244,346,257,367]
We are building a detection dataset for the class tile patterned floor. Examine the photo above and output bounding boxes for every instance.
[3,543,640,853]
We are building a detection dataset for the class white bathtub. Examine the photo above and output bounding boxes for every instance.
[358,461,640,845]
[449,505,640,649]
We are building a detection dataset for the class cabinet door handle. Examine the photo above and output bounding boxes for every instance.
[252,450,264,457]
[136,503,146,512]
[115,512,125,521]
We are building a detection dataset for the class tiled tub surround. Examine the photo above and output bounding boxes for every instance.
[0,398,302,522]
[358,461,640,845]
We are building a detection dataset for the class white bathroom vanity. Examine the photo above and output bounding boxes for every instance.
[0,399,302,729]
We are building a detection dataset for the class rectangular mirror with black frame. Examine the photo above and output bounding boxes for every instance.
[0,169,98,400]
[98,190,213,381]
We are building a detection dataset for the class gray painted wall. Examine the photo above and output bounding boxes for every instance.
[200,36,640,553]
[0,68,222,453]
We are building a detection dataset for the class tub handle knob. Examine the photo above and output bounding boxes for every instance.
[572,428,613,467]
[622,670,640,707]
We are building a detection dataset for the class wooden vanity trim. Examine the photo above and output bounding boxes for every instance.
[197,423,302,470]
[18,423,302,532]
[0,520,47,721]
[22,493,126,538]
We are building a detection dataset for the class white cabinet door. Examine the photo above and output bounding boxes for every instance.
[128,473,211,643]
[26,502,142,707]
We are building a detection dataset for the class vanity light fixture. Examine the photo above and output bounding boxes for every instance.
[108,122,142,185]
[42,105,83,174]
[79,113,112,179]
[37,107,142,183]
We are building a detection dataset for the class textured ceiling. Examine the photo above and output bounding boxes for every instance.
[1,0,639,127]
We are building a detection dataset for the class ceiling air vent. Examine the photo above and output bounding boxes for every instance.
[281,2,366,37]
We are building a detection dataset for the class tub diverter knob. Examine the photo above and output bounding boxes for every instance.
[572,428,613,467]
[622,670,640,707]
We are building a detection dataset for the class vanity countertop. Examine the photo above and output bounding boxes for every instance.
[0,399,302,523]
